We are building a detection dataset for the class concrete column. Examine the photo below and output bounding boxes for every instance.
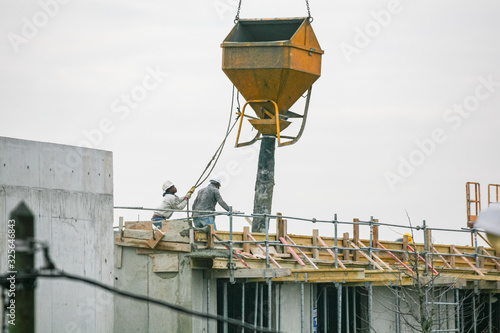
[252,136,276,233]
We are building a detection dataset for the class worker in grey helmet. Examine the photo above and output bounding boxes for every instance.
[192,176,230,230]
[151,180,193,221]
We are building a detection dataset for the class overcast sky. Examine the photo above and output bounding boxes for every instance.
[1,0,499,246]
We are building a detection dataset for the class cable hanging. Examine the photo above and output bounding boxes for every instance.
[192,85,240,189]
[0,241,279,333]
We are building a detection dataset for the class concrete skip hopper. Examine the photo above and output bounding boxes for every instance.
[221,17,324,147]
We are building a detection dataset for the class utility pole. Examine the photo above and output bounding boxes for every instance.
[252,135,276,232]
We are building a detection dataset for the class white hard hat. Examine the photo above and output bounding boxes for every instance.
[210,176,222,186]
[162,180,175,192]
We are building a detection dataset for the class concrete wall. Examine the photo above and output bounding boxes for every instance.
[114,247,214,332]
[0,136,114,332]
[278,282,313,333]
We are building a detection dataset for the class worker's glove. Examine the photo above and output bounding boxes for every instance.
[233,210,243,214]
[185,186,196,199]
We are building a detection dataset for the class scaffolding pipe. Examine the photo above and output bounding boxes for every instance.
[278,284,282,332]
[301,282,305,333]
[473,293,477,333]
[423,220,429,276]
[229,207,235,283]
[309,283,314,332]
[336,283,342,333]
[353,288,357,333]
[242,282,245,333]
[334,214,338,269]
[265,216,270,268]
[260,284,264,328]
[254,282,258,333]
[224,282,228,333]
[395,286,400,333]
[368,283,373,333]
[460,290,464,333]
[323,287,327,333]
[207,278,211,333]
[473,229,480,275]
[268,279,272,329]
[345,286,350,333]
[489,293,493,333]
[369,216,373,270]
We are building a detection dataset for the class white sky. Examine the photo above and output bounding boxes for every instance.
[1,0,499,246]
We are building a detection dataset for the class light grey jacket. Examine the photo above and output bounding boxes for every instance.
[192,184,230,216]
[153,193,188,219]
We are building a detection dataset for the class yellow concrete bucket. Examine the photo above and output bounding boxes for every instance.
[221,17,324,147]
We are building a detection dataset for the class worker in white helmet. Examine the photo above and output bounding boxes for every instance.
[151,180,193,221]
[191,176,230,230]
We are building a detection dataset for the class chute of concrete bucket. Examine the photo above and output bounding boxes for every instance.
[221,17,324,147]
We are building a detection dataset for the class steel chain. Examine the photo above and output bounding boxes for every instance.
[234,0,312,23]
[305,0,313,22]
[234,0,242,24]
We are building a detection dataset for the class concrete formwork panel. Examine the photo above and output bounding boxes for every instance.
[114,246,208,333]
[278,282,312,333]
[0,136,114,332]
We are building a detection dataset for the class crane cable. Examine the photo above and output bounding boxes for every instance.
[186,86,240,219]
[192,85,240,189]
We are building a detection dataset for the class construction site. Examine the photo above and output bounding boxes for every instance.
[2,1,500,333]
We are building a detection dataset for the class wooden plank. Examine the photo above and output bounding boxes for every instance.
[317,236,346,269]
[426,229,433,250]
[279,237,306,266]
[353,218,359,261]
[407,244,439,275]
[125,221,153,230]
[312,229,319,259]
[276,214,287,254]
[243,226,250,253]
[450,245,456,267]
[482,248,500,270]
[150,253,179,272]
[452,246,485,276]
[403,235,409,263]
[247,233,281,268]
[432,246,453,269]
[358,240,392,270]
[273,268,365,282]
[123,229,190,244]
[212,231,250,269]
[343,232,350,261]
[373,220,379,247]
[286,235,318,269]
[145,229,166,249]
[349,241,384,271]
[115,237,191,253]
[207,268,291,279]
[377,241,415,274]
[478,246,485,268]
[207,224,214,249]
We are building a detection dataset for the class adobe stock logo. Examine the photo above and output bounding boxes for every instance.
[6,0,71,53]
[339,0,403,64]
[213,0,238,21]
[384,74,499,192]
[55,65,169,175]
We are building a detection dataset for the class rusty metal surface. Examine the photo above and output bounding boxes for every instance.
[221,17,323,117]
[249,119,291,135]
